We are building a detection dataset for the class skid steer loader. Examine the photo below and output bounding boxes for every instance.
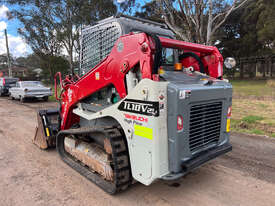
[33,15,233,194]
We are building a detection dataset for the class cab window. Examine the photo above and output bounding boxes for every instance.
[162,48,174,65]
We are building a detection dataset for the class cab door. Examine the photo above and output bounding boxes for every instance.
[11,82,19,98]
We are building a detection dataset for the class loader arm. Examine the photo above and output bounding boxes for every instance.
[58,33,224,130]
[59,33,155,130]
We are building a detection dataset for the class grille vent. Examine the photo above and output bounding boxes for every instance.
[80,24,121,74]
[189,102,222,152]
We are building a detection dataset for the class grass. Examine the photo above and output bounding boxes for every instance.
[242,115,264,124]
[267,79,275,87]
[258,103,268,108]
[47,84,61,102]
[230,79,275,137]
[49,95,57,102]
[230,79,275,98]
[251,129,265,135]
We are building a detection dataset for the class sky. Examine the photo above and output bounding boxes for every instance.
[0,4,31,58]
[0,0,145,58]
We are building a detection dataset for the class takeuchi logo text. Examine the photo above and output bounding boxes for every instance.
[124,113,148,123]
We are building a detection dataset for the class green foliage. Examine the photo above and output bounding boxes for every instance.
[242,115,264,124]
[40,55,70,82]
[256,0,275,52]
[218,0,275,58]
[47,84,61,102]
[15,54,41,69]
[7,0,117,77]
[258,103,268,109]
[135,1,163,23]
[250,129,265,135]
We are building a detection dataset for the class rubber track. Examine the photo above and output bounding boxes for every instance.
[56,126,132,194]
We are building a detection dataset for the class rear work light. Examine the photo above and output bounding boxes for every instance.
[226,106,232,132]
[174,63,183,71]
[177,115,183,131]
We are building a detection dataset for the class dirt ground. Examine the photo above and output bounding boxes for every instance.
[1,97,275,206]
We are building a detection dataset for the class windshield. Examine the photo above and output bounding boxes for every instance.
[21,81,44,87]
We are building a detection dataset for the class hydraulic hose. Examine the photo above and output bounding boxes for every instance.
[179,52,205,74]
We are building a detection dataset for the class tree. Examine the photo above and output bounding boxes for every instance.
[40,55,70,82]
[0,53,15,67]
[9,1,63,79]
[53,0,117,74]
[118,0,139,15]
[253,0,275,53]
[7,0,117,76]
[135,1,164,23]
[217,0,274,58]
[15,55,39,68]
[139,0,250,45]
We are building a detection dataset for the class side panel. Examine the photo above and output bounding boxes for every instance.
[167,83,232,173]
[73,79,169,185]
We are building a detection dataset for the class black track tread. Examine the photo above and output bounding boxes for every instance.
[56,126,132,194]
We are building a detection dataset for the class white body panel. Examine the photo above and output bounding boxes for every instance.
[73,79,169,185]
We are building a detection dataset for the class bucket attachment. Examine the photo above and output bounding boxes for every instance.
[33,109,60,149]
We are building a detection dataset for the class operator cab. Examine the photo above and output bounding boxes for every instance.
[79,14,175,76]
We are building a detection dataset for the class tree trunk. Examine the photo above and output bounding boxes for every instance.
[69,46,73,74]
[271,59,274,77]
[253,61,257,78]
[240,61,244,79]
[263,60,266,78]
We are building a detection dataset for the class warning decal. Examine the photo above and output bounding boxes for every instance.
[134,124,153,140]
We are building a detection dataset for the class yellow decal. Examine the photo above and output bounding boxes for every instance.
[226,118,231,132]
[159,67,165,75]
[95,72,100,80]
[134,124,153,140]
[45,128,50,137]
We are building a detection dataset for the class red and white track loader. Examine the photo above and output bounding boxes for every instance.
[33,15,232,194]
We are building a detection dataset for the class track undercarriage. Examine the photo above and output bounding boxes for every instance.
[56,126,132,194]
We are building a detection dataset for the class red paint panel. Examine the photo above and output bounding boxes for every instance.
[57,33,224,130]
